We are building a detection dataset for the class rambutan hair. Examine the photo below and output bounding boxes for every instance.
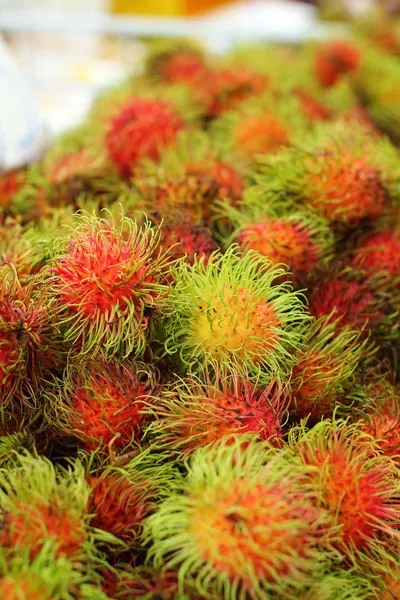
[105,97,184,177]
[159,218,217,266]
[145,437,332,599]
[291,317,365,422]
[314,41,361,88]
[0,454,110,561]
[163,246,310,381]
[351,230,400,280]
[145,367,289,454]
[289,418,400,567]
[54,359,155,452]
[50,212,171,359]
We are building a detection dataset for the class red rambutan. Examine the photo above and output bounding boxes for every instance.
[314,41,361,87]
[51,214,170,358]
[305,152,386,224]
[106,98,183,177]
[147,371,288,454]
[351,231,400,278]
[62,360,153,451]
[89,473,152,545]
[309,277,378,329]
[160,219,217,265]
[157,50,206,84]
[292,419,400,564]
[294,88,332,122]
[0,170,24,209]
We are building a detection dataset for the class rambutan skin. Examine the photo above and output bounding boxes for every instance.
[89,474,152,544]
[235,114,290,156]
[305,153,387,224]
[237,218,319,277]
[351,231,400,278]
[147,372,288,453]
[62,360,153,451]
[146,439,332,599]
[0,577,49,600]
[314,41,361,87]
[160,219,217,266]
[106,98,183,177]
[51,215,170,358]
[292,420,400,563]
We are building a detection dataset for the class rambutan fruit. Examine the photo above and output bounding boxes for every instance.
[146,369,288,454]
[235,114,290,156]
[56,359,154,451]
[351,230,400,279]
[50,213,171,359]
[298,570,375,600]
[230,208,334,281]
[0,267,63,406]
[163,247,309,381]
[145,438,332,599]
[105,97,184,177]
[309,275,379,330]
[294,87,332,122]
[255,122,399,226]
[145,42,207,85]
[314,41,361,87]
[290,419,400,566]
[0,454,101,560]
[195,64,268,119]
[159,218,217,266]
[0,217,44,279]
[0,170,24,209]
[291,317,365,422]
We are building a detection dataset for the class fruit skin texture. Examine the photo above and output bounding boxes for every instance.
[235,114,289,156]
[106,98,183,177]
[164,247,309,380]
[351,231,400,278]
[62,360,153,451]
[0,577,49,600]
[160,219,217,266]
[292,419,400,565]
[314,41,361,87]
[51,214,170,359]
[305,152,386,224]
[89,473,152,545]
[147,372,288,454]
[145,438,331,600]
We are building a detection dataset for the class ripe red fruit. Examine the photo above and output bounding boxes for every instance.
[158,50,206,84]
[160,219,217,265]
[294,88,332,121]
[314,41,361,87]
[236,114,289,156]
[106,98,183,177]
[89,474,152,544]
[305,153,386,224]
[351,231,400,278]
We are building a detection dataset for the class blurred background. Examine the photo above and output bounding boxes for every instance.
[0,0,395,167]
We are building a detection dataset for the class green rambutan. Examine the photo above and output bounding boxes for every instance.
[105,97,184,177]
[314,41,361,88]
[50,212,171,359]
[145,438,331,599]
[291,317,365,422]
[146,369,288,454]
[163,247,309,380]
[290,419,400,566]
[56,359,154,452]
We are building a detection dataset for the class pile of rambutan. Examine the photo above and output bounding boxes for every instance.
[3,19,400,599]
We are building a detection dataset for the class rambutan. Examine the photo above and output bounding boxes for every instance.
[145,438,331,599]
[294,87,332,122]
[291,318,364,422]
[0,267,63,405]
[0,170,24,209]
[309,276,379,330]
[0,455,94,560]
[235,114,290,156]
[146,370,288,454]
[159,218,217,266]
[163,247,309,380]
[235,211,332,280]
[51,213,171,359]
[304,151,387,224]
[196,65,268,119]
[351,231,400,278]
[151,49,206,85]
[291,419,400,565]
[105,98,184,177]
[59,359,154,451]
[314,41,361,87]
